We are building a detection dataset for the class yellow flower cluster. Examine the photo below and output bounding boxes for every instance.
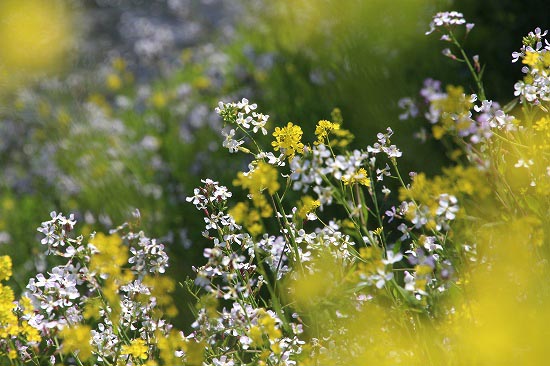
[430,85,474,139]
[248,309,282,354]
[60,325,93,361]
[233,161,280,219]
[120,338,148,360]
[105,57,133,91]
[89,233,131,279]
[522,50,550,72]
[1,257,41,353]
[314,119,340,145]
[0,257,16,341]
[356,247,384,278]
[329,127,355,148]
[342,167,371,187]
[143,275,178,318]
[155,329,191,366]
[296,196,321,219]
[328,108,355,148]
[399,166,491,211]
[0,256,11,282]
[229,202,264,237]
[89,233,133,309]
[272,122,304,158]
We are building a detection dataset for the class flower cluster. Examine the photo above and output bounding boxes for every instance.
[425,11,474,37]
[189,98,466,355]
[272,122,305,159]
[186,178,309,365]
[216,98,270,153]
[3,8,550,366]
[1,212,190,365]
[512,28,550,104]
[400,78,516,144]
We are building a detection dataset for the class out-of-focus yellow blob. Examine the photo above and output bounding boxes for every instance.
[0,0,74,86]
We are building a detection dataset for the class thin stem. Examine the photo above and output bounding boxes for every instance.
[449,30,486,100]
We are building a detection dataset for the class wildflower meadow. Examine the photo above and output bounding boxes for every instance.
[1,2,550,365]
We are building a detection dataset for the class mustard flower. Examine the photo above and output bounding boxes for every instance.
[59,325,93,361]
[272,122,304,158]
[341,167,371,187]
[121,338,149,360]
[314,119,340,145]
[233,161,280,216]
[0,256,11,282]
[296,196,321,220]
[89,233,129,279]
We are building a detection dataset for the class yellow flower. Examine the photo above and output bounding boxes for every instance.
[8,349,17,359]
[249,325,263,345]
[331,108,343,124]
[248,310,282,348]
[106,73,122,91]
[192,76,211,90]
[0,0,73,73]
[143,275,178,317]
[2,198,14,211]
[342,167,371,187]
[121,338,148,360]
[229,202,248,223]
[330,127,355,148]
[0,284,16,331]
[272,122,305,158]
[21,321,41,343]
[296,196,321,219]
[181,48,193,63]
[112,57,126,72]
[233,161,280,218]
[156,329,188,365]
[429,84,474,137]
[432,125,446,140]
[229,202,265,237]
[0,256,12,282]
[89,233,129,279]
[151,92,168,108]
[415,264,433,276]
[184,339,205,365]
[314,120,340,145]
[523,51,540,67]
[83,297,102,320]
[259,313,282,340]
[60,325,93,361]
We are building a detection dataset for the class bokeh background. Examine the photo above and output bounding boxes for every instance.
[0,0,548,327]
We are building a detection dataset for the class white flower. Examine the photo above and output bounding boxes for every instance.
[436,194,459,220]
[397,97,419,120]
[426,11,468,35]
[212,355,235,366]
[251,112,269,135]
[514,159,534,168]
[222,128,244,153]
[237,97,257,114]
[404,271,416,292]
[372,269,394,289]
[382,251,403,265]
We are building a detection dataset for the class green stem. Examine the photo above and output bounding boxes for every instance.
[273,193,303,272]
[449,31,486,101]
